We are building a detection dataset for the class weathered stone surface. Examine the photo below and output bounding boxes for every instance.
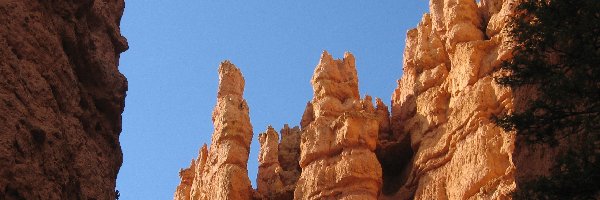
[294,51,383,200]
[254,124,301,200]
[381,0,517,199]
[174,61,253,200]
[256,126,284,198]
[0,0,127,199]
[278,125,301,194]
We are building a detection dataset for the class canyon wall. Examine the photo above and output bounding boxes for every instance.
[0,0,128,199]
[383,0,517,199]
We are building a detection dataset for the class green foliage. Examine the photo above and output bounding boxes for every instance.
[494,0,600,199]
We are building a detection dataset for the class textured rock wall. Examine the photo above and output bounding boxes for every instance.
[277,125,301,198]
[0,0,127,199]
[382,0,517,199]
[174,61,253,200]
[293,52,384,200]
[256,126,284,198]
[255,124,301,200]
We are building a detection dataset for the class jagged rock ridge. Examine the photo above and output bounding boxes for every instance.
[0,1,128,199]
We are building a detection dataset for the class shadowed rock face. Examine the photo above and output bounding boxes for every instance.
[0,0,127,199]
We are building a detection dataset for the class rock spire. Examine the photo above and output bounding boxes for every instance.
[293,51,385,200]
[174,61,253,200]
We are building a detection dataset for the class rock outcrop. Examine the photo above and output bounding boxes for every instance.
[256,126,284,199]
[277,125,302,197]
[294,51,384,200]
[174,61,253,200]
[0,0,127,199]
[381,0,517,199]
[255,125,301,200]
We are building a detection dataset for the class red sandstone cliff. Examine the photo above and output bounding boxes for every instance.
[0,0,127,199]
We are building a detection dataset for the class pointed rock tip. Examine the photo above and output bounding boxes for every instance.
[375,97,384,105]
[344,51,354,59]
[217,60,245,97]
[200,143,208,152]
[218,60,240,74]
[320,50,333,62]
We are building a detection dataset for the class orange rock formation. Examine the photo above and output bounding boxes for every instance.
[175,61,253,200]
[257,126,284,197]
[294,51,384,200]
[383,0,517,199]
[255,124,301,199]
[175,1,563,199]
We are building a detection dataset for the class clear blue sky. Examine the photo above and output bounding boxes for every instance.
[116,1,429,199]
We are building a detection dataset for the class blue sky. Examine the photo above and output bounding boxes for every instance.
[116,1,429,199]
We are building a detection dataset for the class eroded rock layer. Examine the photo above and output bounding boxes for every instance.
[293,52,384,200]
[174,61,253,200]
[0,1,127,199]
[382,0,517,199]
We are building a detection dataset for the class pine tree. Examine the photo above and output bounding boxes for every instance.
[494,0,600,199]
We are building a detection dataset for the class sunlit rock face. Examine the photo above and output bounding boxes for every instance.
[293,51,384,200]
[255,125,301,200]
[175,61,253,200]
[381,0,518,199]
[0,1,127,199]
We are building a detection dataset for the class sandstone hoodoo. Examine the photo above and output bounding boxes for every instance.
[0,0,583,199]
[175,61,254,200]
[0,1,127,199]
[175,0,584,199]
[256,126,284,198]
[255,124,301,199]
[294,51,385,200]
